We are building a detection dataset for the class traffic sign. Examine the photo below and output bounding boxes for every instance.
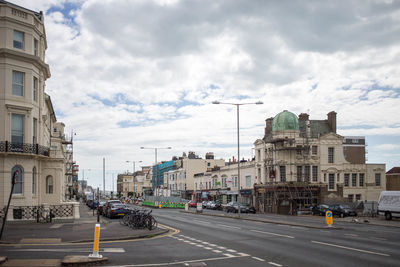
[325,210,333,226]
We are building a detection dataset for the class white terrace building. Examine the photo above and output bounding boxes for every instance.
[0,1,79,221]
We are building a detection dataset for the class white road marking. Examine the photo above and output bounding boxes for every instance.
[208,244,217,247]
[217,246,226,249]
[344,234,358,237]
[193,220,211,224]
[223,253,235,257]
[226,249,237,253]
[103,248,125,253]
[250,229,295,239]
[252,257,265,262]
[237,253,250,256]
[196,244,204,247]
[290,226,306,230]
[268,262,282,266]
[49,224,63,229]
[212,250,222,253]
[370,237,387,241]
[201,242,210,245]
[189,242,197,245]
[311,241,390,257]
[217,224,241,229]
[203,247,213,250]
[10,248,125,253]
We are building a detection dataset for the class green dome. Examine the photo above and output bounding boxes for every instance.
[272,110,299,131]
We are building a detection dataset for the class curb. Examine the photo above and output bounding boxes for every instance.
[181,210,343,230]
[62,255,108,266]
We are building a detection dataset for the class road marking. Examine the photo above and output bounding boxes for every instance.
[252,257,265,262]
[370,237,387,241]
[217,224,241,229]
[193,220,211,224]
[203,247,213,250]
[223,253,235,257]
[196,244,204,247]
[291,226,306,230]
[344,234,358,237]
[213,250,222,253]
[250,229,295,239]
[238,253,250,256]
[103,248,125,253]
[9,248,125,253]
[226,249,237,253]
[189,242,197,245]
[311,241,390,257]
[208,244,217,247]
[201,242,210,245]
[217,246,226,249]
[49,224,63,229]
[268,262,282,266]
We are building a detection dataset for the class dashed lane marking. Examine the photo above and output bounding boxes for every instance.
[268,262,282,266]
[223,253,235,257]
[226,249,237,253]
[217,224,241,229]
[252,257,265,262]
[311,240,390,257]
[250,229,295,239]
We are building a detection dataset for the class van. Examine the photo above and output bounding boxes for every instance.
[377,191,400,220]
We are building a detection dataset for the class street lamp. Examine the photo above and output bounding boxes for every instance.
[140,147,172,195]
[212,100,263,217]
[126,160,142,198]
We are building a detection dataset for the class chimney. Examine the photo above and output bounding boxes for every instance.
[327,111,337,133]
[298,113,309,122]
[265,117,274,136]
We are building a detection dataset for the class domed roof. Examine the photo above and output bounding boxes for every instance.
[272,110,299,131]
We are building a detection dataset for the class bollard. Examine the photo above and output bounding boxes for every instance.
[89,224,102,258]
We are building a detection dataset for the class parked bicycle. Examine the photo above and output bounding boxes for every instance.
[120,208,157,230]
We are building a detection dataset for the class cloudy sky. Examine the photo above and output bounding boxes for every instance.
[12,0,400,190]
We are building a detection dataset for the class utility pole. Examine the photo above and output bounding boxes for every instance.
[0,170,19,240]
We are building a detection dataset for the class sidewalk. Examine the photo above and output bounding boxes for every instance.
[0,203,167,244]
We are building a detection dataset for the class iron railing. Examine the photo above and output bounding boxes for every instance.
[0,141,49,156]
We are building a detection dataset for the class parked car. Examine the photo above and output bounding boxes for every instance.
[188,200,197,208]
[378,191,400,220]
[329,204,357,218]
[202,201,208,209]
[246,205,256,214]
[206,201,222,210]
[105,203,128,218]
[226,203,247,213]
[311,204,331,216]
[97,201,107,215]
[103,199,122,216]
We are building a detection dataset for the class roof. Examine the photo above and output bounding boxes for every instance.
[387,167,400,174]
[0,0,42,20]
[272,110,299,131]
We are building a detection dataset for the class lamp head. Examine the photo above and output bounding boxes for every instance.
[212,101,220,104]
[255,101,263,105]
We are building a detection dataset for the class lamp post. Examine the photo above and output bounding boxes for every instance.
[82,169,91,192]
[212,100,263,217]
[126,160,142,198]
[140,147,171,196]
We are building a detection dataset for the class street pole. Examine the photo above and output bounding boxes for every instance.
[0,170,18,240]
[103,158,105,197]
[212,100,263,218]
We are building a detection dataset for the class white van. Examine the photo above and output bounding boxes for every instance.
[377,191,400,220]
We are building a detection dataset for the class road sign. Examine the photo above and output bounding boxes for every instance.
[325,210,333,226]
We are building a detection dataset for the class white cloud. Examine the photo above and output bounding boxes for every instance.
[374,144,400,151]
[9,0,400,187]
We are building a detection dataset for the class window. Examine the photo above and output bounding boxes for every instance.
[279,166,286,182]
[33,118,37,144]
[344,173,349,187]
[352,173,357,187]
[207,162,210,167]
[46,176,53,194]
[375,173,381,186]
[312,145,318,155]
[32,167,36,195]
[324,173,326,182]
[34,38,38,56]
[297,166,302,182]
[11,114,24,143]
[11,165,23,194]
[246,175,251,187]
[312,166,318,182]
[337,173,340,182]
[33,77,38,101]
[328,147,334,163]
[328,173,335,190]
[348,194,354,202]
[12,71,24,96]
[222,177,227,188]
[356,194,361,201]
[13,30,24,49]
[305,165,310,182]
[359,173,364,187]
[296,146,302,156]
[232,176,238,188]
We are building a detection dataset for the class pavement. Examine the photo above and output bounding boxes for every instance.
[0,203,168,266]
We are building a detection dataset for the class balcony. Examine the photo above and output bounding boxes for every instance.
[0,141,49,157]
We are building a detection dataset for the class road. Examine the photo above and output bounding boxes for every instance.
[1,208,399,266]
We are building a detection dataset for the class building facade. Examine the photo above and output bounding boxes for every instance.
[0,1,78,221]
[253,110,386,214]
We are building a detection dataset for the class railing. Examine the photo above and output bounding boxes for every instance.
[0,141,49,156]
[0,204,74,221]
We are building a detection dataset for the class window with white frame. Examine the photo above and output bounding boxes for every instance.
[12,165,23,194]
[13,30,24,49]
[344,173,349,187]
[312,145,318,155]
[46,176,54,194]
[359,173,364,187]
[328,173,335,190]
[11,114,24,144]
[246,175,251,187]
[328,147,334,163]
[12,71,24,96]
[33,76,38,101]
[375,173,381,186]
[352,173,357,187]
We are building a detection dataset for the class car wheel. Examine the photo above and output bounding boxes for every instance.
[385,212,392,220]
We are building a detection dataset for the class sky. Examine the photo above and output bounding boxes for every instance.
[10,0,400,190]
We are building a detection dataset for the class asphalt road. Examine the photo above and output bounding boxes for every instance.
[1,208,399,267]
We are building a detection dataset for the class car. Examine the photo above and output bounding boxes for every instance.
[103,199,122,216]
[226,203,247,213]
[311,204,330,216]
[188,200,197,208]
[202,201,209,209]
[245,205,256,214]
[329,204,357,218]
[97,201,107,215]
[105,203,128,218]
